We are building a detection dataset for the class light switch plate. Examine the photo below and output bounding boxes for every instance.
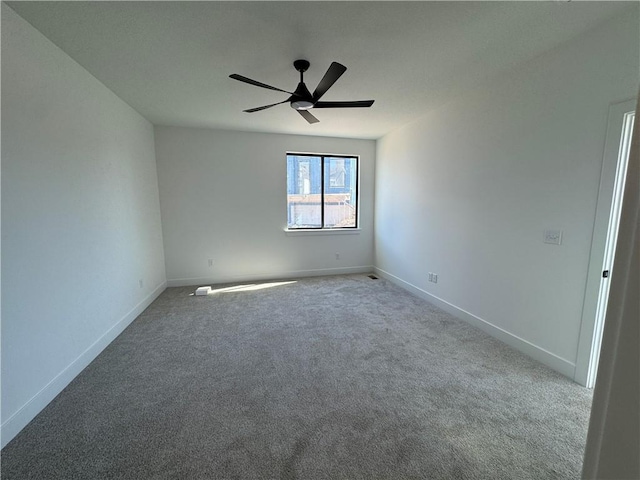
[544,229,562,245]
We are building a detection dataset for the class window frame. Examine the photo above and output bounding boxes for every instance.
[286,152,359,231]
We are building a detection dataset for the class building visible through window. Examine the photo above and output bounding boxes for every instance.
[329,159,346,187]
[286,154,358,229]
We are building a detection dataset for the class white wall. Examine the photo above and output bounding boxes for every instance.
[374,9,639,379]
[155,127,375,286]
[1,5,166,447]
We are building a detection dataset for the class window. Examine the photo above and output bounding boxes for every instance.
[287,153,358,229]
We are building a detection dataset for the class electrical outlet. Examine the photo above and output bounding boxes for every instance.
[335,253,340,260]
[208,259,214,267]
[428,273,433,282]
[432,274,438,284]
[139,279,144,289]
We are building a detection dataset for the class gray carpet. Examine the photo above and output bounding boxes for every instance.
[1,274,592,479]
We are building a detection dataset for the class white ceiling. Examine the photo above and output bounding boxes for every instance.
[7,1,631,139]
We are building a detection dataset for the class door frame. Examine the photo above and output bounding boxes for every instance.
[575,98,636,387]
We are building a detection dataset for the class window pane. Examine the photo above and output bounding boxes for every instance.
[324,157,357,228]
[287,155,322,228]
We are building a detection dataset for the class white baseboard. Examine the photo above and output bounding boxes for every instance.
[374,267,576,379]
[0,281,167,449]
[167,265,374,287]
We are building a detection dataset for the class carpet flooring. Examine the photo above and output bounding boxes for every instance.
[1,274,592,479]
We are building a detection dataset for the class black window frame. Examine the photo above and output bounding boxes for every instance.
[286,152,359,230]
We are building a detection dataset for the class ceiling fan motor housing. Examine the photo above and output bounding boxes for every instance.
[291,86,313,110]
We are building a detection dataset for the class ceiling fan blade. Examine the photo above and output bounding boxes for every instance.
[229,74,293,95]
[243,100,290,113]
[313,100,375,109]
[312,62,347,101]
[298,109,320,124]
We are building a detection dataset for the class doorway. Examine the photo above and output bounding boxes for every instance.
[575,99,636,388]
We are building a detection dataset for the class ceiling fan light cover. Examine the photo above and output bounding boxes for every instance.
[291,100,314,110]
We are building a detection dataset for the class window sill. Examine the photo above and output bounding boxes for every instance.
[284,228,361,237]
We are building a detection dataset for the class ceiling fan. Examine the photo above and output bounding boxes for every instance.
[229,60,375,124]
